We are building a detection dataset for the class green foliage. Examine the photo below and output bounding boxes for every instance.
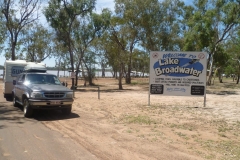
[224,30,240,77]
[0,10,6,52]
[44,0,97,87]
[132,49,149,74]
[183,0,240,85]
[213,45,229,68]
[183,0,239,53]
[44,0,96,49]
[1,0,41,60]
[20,23,53,62]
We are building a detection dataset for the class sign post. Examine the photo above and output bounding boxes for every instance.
[71,71,76,97]
[149,51,207,106]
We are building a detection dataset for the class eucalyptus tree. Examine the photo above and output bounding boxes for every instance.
[52,37,70,77]
[131,49,149,77]
[107,17,129,88]
[98,31,125,89]
[0,9,6,52]
[105,0,158,88]
[44,0,96,88]
[72,9,111,86]
[21,23,53,62]
[212,45,229,83]
[112,0,184,84]
[183,0,240,85]
[225,30,240,84]
[91,37,109,78]
[112,0,146,84]
[156,0,185,51]
[137,0,184,51]
[1,0,41,60]
[107,35,126,89]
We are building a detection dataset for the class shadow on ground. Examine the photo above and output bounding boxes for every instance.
[34,109,80,121]
[206,90,238,95]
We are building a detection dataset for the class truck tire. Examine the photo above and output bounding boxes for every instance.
[62,106,72,115]
[12,94,19,107]
[23,98,33,118]
[5,95,13,101]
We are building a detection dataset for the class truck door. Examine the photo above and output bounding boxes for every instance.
[15,74,25,102]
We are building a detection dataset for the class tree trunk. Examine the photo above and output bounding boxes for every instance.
[101,62,105,78]
[74,63,81,87]
[118,63,123,90]
[126,57,132,84]
[125,70,131,84]
[237,64,240,84]
[57,58,61,78]
[88,67,94,86]
[212,68,217,85]
[11,40,16,60]
[69,53,74,89]
[218,68,223,83]
[118,75,123,89]
[237,74,240,84]
[207,57,214,85]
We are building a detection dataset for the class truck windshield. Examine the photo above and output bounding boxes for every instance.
[26,74,61,85]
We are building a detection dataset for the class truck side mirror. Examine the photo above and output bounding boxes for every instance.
[13,80,16,85]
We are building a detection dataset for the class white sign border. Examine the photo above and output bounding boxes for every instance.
[148,51,207,107]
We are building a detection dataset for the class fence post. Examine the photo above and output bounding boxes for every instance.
[98,87,100,99]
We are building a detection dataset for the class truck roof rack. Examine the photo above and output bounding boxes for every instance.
[23,64,47,73]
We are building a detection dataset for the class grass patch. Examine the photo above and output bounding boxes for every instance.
[169,123,196,131]
[122,115,157,125]
[236,121,240,128]
[175,132,189,140]
[197,139,240,160]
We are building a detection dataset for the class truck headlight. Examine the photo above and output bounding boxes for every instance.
[31,92,43,98]
[66,92,73,98]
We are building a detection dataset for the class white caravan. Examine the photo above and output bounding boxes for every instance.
[3,60,45,100]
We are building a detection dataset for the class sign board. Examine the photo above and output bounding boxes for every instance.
[11,66,24,77]
[149,51,207,97]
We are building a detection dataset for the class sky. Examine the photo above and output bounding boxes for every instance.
[0,0,193,67]
[0,0,115,67]
[41,0,115,67]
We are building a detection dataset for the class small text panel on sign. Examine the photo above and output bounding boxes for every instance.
[191,86,205,95]
[150,84,164,94]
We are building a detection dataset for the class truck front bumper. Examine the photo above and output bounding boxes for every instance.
[29,99,73,109]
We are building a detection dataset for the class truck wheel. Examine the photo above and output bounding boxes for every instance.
[62,106,72,115]
[13,94,18,107]
[23,98,33,118]
[6,96,13,101]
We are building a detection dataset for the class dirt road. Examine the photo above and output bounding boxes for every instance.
[1,78,240,160]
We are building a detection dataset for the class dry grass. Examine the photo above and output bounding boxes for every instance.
[56,77,240,159]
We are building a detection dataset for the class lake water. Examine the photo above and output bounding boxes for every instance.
[0,69,114,78]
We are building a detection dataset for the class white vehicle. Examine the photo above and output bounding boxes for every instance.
[3,60,45,100]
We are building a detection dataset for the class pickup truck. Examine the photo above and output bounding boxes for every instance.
[12,65,74,118]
